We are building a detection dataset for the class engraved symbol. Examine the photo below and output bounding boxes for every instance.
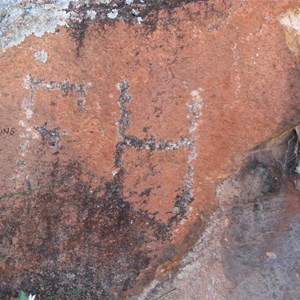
[116,80,202,222]
[16,75,92,189]
[16,75,202,224]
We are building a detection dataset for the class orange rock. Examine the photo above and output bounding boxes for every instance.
[0,0,300,298]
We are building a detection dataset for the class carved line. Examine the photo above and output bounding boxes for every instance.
[116,80,201,221]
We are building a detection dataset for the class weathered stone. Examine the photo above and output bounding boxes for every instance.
[0,0,300,299]
[280,8,300,65]
[140,126,300,300]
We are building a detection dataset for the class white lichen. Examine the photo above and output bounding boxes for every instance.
[86,9,97,20]
[107,9,118,19]
[97,0,111,4]
[0,0,148,51]
[34,50,48,63]
[0,0,71,51]
[131,9,140,15]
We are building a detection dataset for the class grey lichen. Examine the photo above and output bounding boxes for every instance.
[0,0,71,51]
[0,0,211,52]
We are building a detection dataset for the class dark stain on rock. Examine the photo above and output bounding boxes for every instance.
[35,123,60,149]
[1,75,200,298]
[216,127,300,298]
[0,77,175,297]
[67,0,232,54]
[170,188,194,224]
[244,160,279,196]
[0,159,169,299]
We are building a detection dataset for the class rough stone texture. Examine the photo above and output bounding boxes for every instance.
[0,0,300,299]
[138,127,300,299]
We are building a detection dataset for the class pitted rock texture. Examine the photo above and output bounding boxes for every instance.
[0,0,300,299]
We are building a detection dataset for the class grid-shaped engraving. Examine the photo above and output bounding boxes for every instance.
[115,80,202,222]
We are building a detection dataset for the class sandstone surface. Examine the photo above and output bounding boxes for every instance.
[0,0,299,299]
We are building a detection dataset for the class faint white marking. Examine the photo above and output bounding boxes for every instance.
[231,42,240,66]
[266,252,277,260]
[188,88,203,135]
[182,88,203,206]
[223,43,242,109]
[22,75,34,119]
[34,50,48,63]
[231,43,241,96]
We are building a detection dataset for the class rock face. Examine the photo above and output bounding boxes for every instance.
[0,0,300,299]
[140,126,300,300]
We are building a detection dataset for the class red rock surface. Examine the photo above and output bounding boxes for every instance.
[0,0,300,299]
